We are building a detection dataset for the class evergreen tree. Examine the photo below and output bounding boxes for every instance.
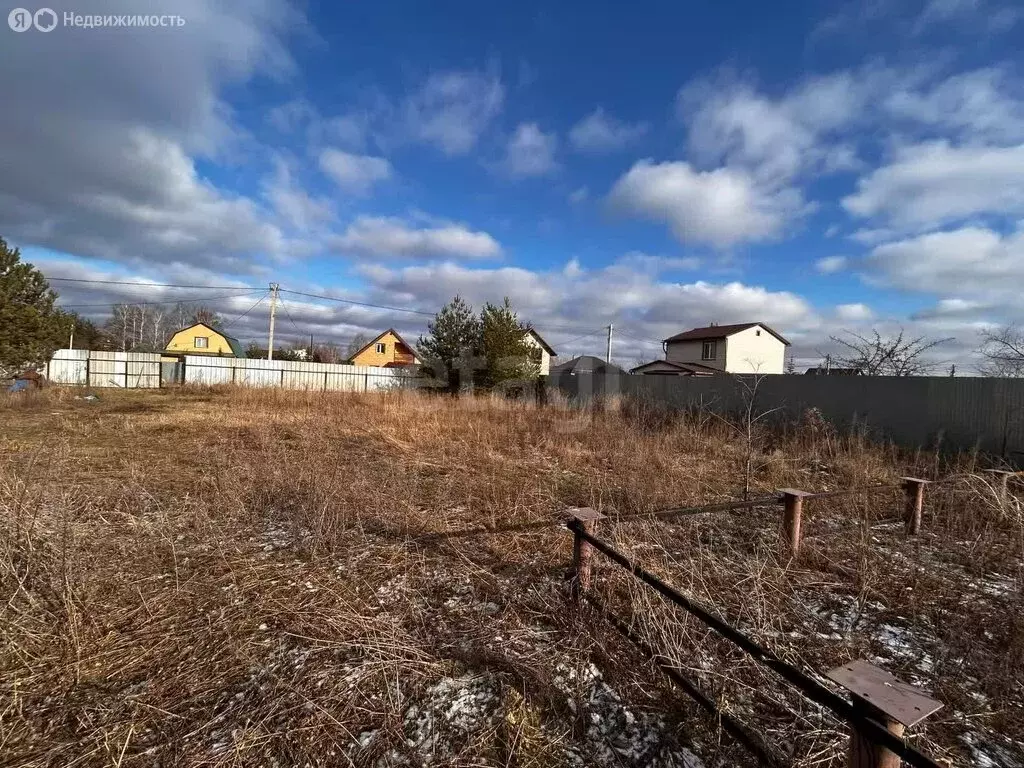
[417,296,480,392]
[0,236,65,377]
[478,297,538,389]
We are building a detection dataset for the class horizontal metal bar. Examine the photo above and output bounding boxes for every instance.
[568,523,946,768]
[583,591,785,768]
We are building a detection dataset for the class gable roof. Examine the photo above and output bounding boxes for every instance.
[521,328,556,356]
[630,360,719,375]
[549,355,627,375]
[349,328,419,361]
[664,322,790,346]
[169,322,245,357]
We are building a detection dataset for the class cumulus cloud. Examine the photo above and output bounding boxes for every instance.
[569,108,648,153]
[607,160,804,248]
[263,156,334,231]
[333,216,502,260]
[835,303,873,321]
[680,71,870,184]
[883,68,1024,144]
[815,255,848,274]
[404,69,504,156]
[0,0,306,272]
[503,123,558,178]
[866,225,1024,298]
[843,142,1024,228]
[318,148,393,194]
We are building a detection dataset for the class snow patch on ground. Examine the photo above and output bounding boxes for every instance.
[553,662,705,768]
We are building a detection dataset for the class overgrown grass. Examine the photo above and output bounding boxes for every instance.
[0,386,1019,767]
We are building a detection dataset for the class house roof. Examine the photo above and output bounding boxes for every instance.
[630,360,719,375]
[522,328,556,356]
[349,328,419,362]
[549,355,627,375]
[168,322,245,357]
[664,322,790,346]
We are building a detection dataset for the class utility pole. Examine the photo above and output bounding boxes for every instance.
[606,323,613,363]
[267,283,279,361]
[68,323,75,350]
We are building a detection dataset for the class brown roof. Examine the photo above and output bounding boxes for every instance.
[664,323,790,346]
[629,360,719,375]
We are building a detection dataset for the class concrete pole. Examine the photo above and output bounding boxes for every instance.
[606,324,613,364]
[267,283,279,361]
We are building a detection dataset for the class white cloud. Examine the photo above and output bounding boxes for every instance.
[614,251,701,273]
[333,216,502,260]
[503,123,558,178]
[568,186,589,204]
[318,148,392,194]
[263,156,334,230]
[911,297,989,319]
[866,225,1024,297]
[835,303,873,321]
[607,160,804,248]
[843,142,1024,228]
[404,69,504,156]
[680,71,869,184]
[914,0,1020,33]
[815,255,848,274]
[0,0,306,272]
[883,68,1024,144]
[355,261,814,346]
[569,108,648,153]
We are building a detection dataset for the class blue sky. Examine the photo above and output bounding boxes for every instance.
[3,0,1024,368]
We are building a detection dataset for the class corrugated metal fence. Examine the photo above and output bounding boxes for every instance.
[551,372,1024,457]
[47,350,161,388]
[46,350,416,393]
[182,356,415,391]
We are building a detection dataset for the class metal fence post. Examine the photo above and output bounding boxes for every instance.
[778,489,811,557]
[901,478,929,535]
[566,507,606,602]
[827,660,942,768]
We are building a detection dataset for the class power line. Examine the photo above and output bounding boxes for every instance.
[57,290,266,310]
[45,276,254,290]
[279,288,436,317]
[277,297,305,335]
[222,292,270,331]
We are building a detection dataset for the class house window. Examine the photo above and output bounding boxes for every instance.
[375,342,386,354]
[194,336,209,349]
[701,340,717,360]
[755,329,761,336]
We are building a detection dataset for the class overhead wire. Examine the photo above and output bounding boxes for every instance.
[278,288,436,317]
[221,292,270,330]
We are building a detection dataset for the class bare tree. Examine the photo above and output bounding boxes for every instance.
[978,325,1024,377]
[345,333,371,360]
[828,328,952,376]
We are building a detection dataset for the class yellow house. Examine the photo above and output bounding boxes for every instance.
[349,328,420,368]
[164,322,245,357]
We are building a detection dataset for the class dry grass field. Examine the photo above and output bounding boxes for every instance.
[1,386,1021,767]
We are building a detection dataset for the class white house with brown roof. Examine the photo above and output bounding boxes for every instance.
[634,323,790,375]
